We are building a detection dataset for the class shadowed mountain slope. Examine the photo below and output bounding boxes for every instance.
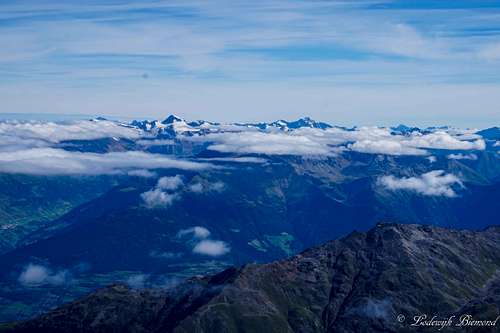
[3,223,500,333]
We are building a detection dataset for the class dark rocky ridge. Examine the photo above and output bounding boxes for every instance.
[3,223,500,333]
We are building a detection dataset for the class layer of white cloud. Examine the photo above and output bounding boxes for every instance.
[407,132,485,151]
[204,132,333,156]
[198,157,268,164]
[340,127,486,152]
[0,120,140,149]
[348,140,426,156]
[128,169,157,178]
[378,170,462,197]
[18,263,69,286]
[192,126,486,157]
[0,117,489,176]
[0,148,211,175]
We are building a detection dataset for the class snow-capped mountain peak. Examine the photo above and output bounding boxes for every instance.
[286,117,332,130]
[129,116,335,138]
[161,115,184,125]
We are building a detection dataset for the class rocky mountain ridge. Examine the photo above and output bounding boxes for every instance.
[3,223,500,333]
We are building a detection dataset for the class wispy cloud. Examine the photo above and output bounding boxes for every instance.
[177,226,211,240]
[149,251,183,259]
[198,156,267,164]
[18,263,70,286]
[2,0,498,64]
[447,153,478,160]
[1,1,500,125]
[349,298,392,320]
[126,274,149,289]
[128,169,157,178]
[188,181,225,193]
[136,139,175,147]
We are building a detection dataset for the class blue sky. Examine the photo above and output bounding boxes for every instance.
[1,0,500,127]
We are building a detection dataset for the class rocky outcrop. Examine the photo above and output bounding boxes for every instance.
[3,224,500,333]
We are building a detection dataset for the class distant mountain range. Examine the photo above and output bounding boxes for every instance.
[0,115,499,323]
[128,115,336,139]
[3,223,500,333]
[125,115,498,139]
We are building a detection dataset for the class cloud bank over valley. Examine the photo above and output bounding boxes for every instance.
[0,116,491,177]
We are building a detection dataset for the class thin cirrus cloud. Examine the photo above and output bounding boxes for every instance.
[378,170,463,197]
[0,1,500,125]
[3,1,500,64]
